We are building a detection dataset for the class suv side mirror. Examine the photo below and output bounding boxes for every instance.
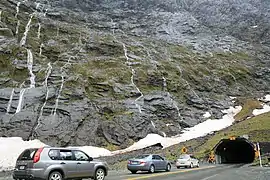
[88,157,93,161]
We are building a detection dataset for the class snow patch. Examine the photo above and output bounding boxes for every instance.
[203,111,211,118]
[259,94,270,102]
[113,106,242,153]
[68,146,112,158]
[253,104,270,116]
[0,137,45,171]
[253,94,270,116]
[0,106,242,171]
[265,95,270,102]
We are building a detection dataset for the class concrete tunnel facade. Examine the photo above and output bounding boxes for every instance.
[213,137,256,164]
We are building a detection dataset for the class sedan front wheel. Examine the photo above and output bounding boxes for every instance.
[166,164,171,172]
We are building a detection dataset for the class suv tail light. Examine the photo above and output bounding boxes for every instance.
[33,147,44,163]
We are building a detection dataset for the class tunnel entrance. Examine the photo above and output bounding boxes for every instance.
[214,137,255,164]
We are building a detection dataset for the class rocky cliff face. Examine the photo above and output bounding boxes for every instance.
[0,0,269,149]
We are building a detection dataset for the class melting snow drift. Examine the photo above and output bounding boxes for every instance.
[113,106,242,153]
[0,106,243,171]
[0,137,45,171]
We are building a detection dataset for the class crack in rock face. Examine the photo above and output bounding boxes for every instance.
[0,0,270,147]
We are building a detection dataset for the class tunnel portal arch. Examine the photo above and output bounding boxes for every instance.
[214,137,256,164]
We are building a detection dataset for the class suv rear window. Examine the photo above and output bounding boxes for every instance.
[18,149,38,160]
[48,149,59,160]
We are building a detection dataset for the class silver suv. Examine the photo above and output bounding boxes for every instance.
[12,147,109,180]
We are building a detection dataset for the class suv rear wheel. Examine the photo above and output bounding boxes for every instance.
[48,171,62,180]
[94,168,105,180]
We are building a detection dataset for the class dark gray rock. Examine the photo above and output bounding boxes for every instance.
[0,28,13,37]
[0,0,269,150]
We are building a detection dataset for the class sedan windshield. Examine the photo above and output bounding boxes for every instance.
[179,154,190,159]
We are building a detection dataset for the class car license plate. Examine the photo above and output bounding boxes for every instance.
[131,161,139,165]
[19,166,25,170]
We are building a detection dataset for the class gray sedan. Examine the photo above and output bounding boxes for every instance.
[127,154,171,174]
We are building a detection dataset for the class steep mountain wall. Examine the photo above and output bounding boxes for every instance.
[0,0,269,149]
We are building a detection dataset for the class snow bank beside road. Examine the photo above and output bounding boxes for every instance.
[0,105,242,171]
[69,146,112,158]
[0,138,113,171]
[0,137,45,171]
[113,106,242,154]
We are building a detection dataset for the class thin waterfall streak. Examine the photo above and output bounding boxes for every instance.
[16,20,20,35]
[20,14,33,46]
[151,121,156,128]
[162,76,167,91]
[53,61,70,116]
[39,43,44,56]
[44,63,52,87]
[110,18,115,35]
[167,92,183,122]
[177,65,199,98]
[35,2,40,10]
[27,49,36,88]
[161,132,167,137]
[44,9,48,17]
[34,63,52,133]
[122,43,143,113]
[53,73,64,116]
[15,2,20,18]
[6,88,15,113]
[37,23,41,39]
[0,10,2,22]
[16,88,26,113]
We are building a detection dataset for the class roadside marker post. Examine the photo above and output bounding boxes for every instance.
[257,142,262,167]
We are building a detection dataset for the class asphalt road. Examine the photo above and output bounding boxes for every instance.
[0,164,269,180]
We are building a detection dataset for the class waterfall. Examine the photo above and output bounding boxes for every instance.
[177,66,199,99]
[163,76,183,121]
[37,23,41,39]
[44,9,48,17]
[34,63,52,134]
[20,14,33,46]
[15,20,20,35]
[122,43,144,113]
[27,49,36,88]
[162,76,167,91]
[161,132,167,137]
[15,2,21,36]
[16,88,26,113]
[15,48,36,113]
[52,68,64,115]
[6,89,15,113]
[15,2,20,18]
[52,60,70,116]
[110,18,116,35]
[39,43,44,56]
[169,92,182,119]
[0,10,2,22]
[35,2,40,10]
[44,63,52,87]
[151,121,156,128]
